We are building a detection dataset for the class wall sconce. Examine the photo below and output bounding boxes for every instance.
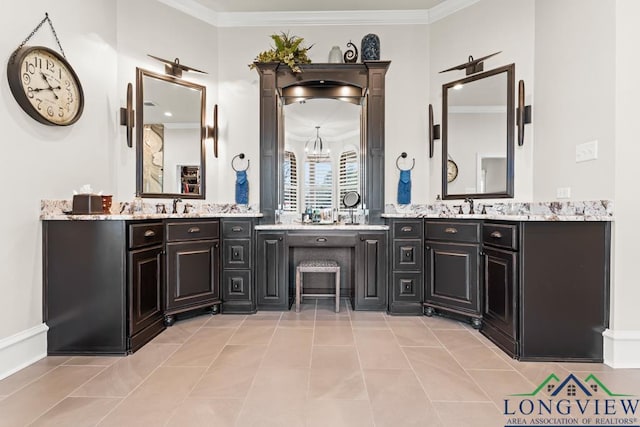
[119,82,134,148]
[205,104,219,158]
[428,104,440,158]
[440,51,501,76]
[517,80,532,146]
[147,54,207,78]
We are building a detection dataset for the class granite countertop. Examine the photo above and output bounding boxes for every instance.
[382,200,614,222]
[40,200,262,220]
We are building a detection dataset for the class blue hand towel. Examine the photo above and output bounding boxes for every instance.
[235,170,249,205]
[397,169,411,205]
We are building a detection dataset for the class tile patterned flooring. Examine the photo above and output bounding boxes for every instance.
[1,300,639,426]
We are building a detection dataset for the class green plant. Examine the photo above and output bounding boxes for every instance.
[249,32,313,73]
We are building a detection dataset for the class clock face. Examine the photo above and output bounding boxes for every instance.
[7,46,84,126]
[447,159,458,183]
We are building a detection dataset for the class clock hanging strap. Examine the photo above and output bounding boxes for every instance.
[9,12,67,64]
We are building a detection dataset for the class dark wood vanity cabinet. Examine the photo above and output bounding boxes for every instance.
[388,220,424,314]
[221,219,255,313]
[481,221,611,362]
[256,231,287,310]
[356,232,388,311]
[424,220,482,327]
[43,220,165,355]
[164,219,221,325]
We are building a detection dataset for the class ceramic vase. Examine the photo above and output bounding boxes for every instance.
[328,46,343,63]
[361,34,380,61]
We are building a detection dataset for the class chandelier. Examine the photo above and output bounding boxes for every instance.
[304,126,329,154]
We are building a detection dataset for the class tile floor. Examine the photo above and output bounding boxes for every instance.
[1,300,639,426]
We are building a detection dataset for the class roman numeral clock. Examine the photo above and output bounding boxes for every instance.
[6,13,84,126]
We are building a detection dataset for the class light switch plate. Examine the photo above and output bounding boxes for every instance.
[576,140,598,162]
[556,187,571,198]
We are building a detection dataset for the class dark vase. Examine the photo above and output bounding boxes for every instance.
[361,34,380,61]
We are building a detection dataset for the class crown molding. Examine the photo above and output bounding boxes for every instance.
[157,0,478,27]
[428,0,481,24]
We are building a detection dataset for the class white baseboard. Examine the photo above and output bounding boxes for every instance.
[603,328,640,368]
[0,323,48,381]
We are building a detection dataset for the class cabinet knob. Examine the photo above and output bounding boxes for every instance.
[316,237,327,243]
[214,243,219,248]
[231,226,243,232]
[444,227,458,234]
[401,226,413,232]
[278,237,283,241]
[188,227,201,233]
[144,230,156,237]
[490,231,503,239]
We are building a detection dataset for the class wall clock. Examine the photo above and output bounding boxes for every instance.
[447,159,458,183]
[7,46,84,126]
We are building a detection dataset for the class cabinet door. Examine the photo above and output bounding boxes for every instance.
[223,239,251,269]
[166,239,221,312]
[425,241,480,315]
[256,232,287,309]
[129,245,164,336]
[356,232,387,310]
[481,246,518,356]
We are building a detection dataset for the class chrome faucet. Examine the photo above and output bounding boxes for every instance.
[464,198,475,214]
[172,198,182,214]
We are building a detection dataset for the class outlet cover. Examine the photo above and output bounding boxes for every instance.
[576,140,598,162]
[556,187,571,198]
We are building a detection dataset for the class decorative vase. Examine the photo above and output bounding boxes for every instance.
[328,46,343,63]
[361,34,380,61]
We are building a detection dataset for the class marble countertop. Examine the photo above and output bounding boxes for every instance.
[382,200,614,222]
[255,224,389,231]
[41,212,263,220]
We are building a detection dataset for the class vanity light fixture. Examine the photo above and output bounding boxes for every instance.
[205,104,219,158]
[120,82,134,148]
[428,104,441,158]
[517,80,532,146]
[440,51,501,76]
[147,54,207,78]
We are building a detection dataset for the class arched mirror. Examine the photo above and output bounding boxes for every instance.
[136,68,206,199]
[442,64,514,199]
[282,98,362,223]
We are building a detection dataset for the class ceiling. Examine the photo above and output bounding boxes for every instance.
[193,0,445,12]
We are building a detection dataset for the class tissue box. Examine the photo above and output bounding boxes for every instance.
[72,195,104,214]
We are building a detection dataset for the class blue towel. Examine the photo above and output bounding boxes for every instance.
[235,170,249,204]
[397,169,411,205]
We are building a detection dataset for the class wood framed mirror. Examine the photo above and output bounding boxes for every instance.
[136,67,206,199]
[442,64,515,199]
[254,62,390,224]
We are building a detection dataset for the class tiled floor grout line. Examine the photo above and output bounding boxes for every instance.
[93,316,211,426]
[233,311,283,424]
[0,357,72,400]
[161,314,246,427]
[349,302,377,427]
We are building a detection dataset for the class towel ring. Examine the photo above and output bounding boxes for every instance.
[232,153,250,172]
[396,152,415,171]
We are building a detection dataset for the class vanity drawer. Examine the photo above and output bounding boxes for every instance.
[129,222,164,249]
[392,220,423,239]
[286,232,358,247]
[222,220,252,238]
[425,221,480,243]
[166,220,219,242]
[483,223,518,251]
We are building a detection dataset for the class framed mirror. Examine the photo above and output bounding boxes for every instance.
[136,68,206,199]
[282,98,363,222]
[442,64,515,199]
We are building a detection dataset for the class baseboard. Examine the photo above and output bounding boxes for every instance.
[0,323,48,381]
[603,328,640,368]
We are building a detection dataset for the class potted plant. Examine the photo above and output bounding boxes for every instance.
[249,32,313,73]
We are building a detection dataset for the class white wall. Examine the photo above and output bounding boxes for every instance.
[533,0,615,201]
[217,24,430,205]
[428,0,535,201]
[0,1,118,346]
[115,0,219,202]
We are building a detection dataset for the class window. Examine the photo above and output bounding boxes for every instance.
[567,384,576,397]
[304,153,333,209]
[283,151,298,212]
[339,149,359,210]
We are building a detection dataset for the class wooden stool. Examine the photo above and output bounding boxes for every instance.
[295,260,340,313]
